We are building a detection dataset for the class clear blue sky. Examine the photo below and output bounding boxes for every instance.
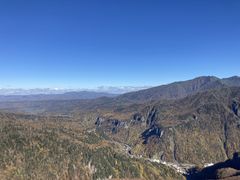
[0,0,239,89]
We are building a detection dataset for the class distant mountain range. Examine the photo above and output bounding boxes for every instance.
[0,75,240,179]
[0,91,118,102]
[0,86,150,96]
[1,76,239,103]
[0,76,239,112]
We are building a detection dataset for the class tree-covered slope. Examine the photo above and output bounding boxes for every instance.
[0,114,184,180]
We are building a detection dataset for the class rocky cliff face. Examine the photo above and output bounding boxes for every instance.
[95,87,240,165]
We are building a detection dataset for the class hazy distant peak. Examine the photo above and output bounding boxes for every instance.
[95,86,152,94]
[0,86,151,96]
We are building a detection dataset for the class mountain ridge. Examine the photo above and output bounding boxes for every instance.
[0,76,240,179]
[94,86,240,165]
[0,76,239,116]
[116,76,240,103]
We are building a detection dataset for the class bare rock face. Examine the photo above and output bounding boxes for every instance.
[95,87,240,165]
[232,101,239,116]
[132,113,145,124]
[141,125,161,144]
[146,107,157,127]
[95,117,104,127]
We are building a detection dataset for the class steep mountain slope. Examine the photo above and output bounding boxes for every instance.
[0,112,184,180]
[116,76,240,103]
[222,76,240,87]
[95,87,240,165]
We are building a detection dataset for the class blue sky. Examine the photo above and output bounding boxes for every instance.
[0,0,240,89]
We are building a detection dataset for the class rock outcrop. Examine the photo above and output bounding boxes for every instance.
[95,87,240,165]
[232,101,239,116]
